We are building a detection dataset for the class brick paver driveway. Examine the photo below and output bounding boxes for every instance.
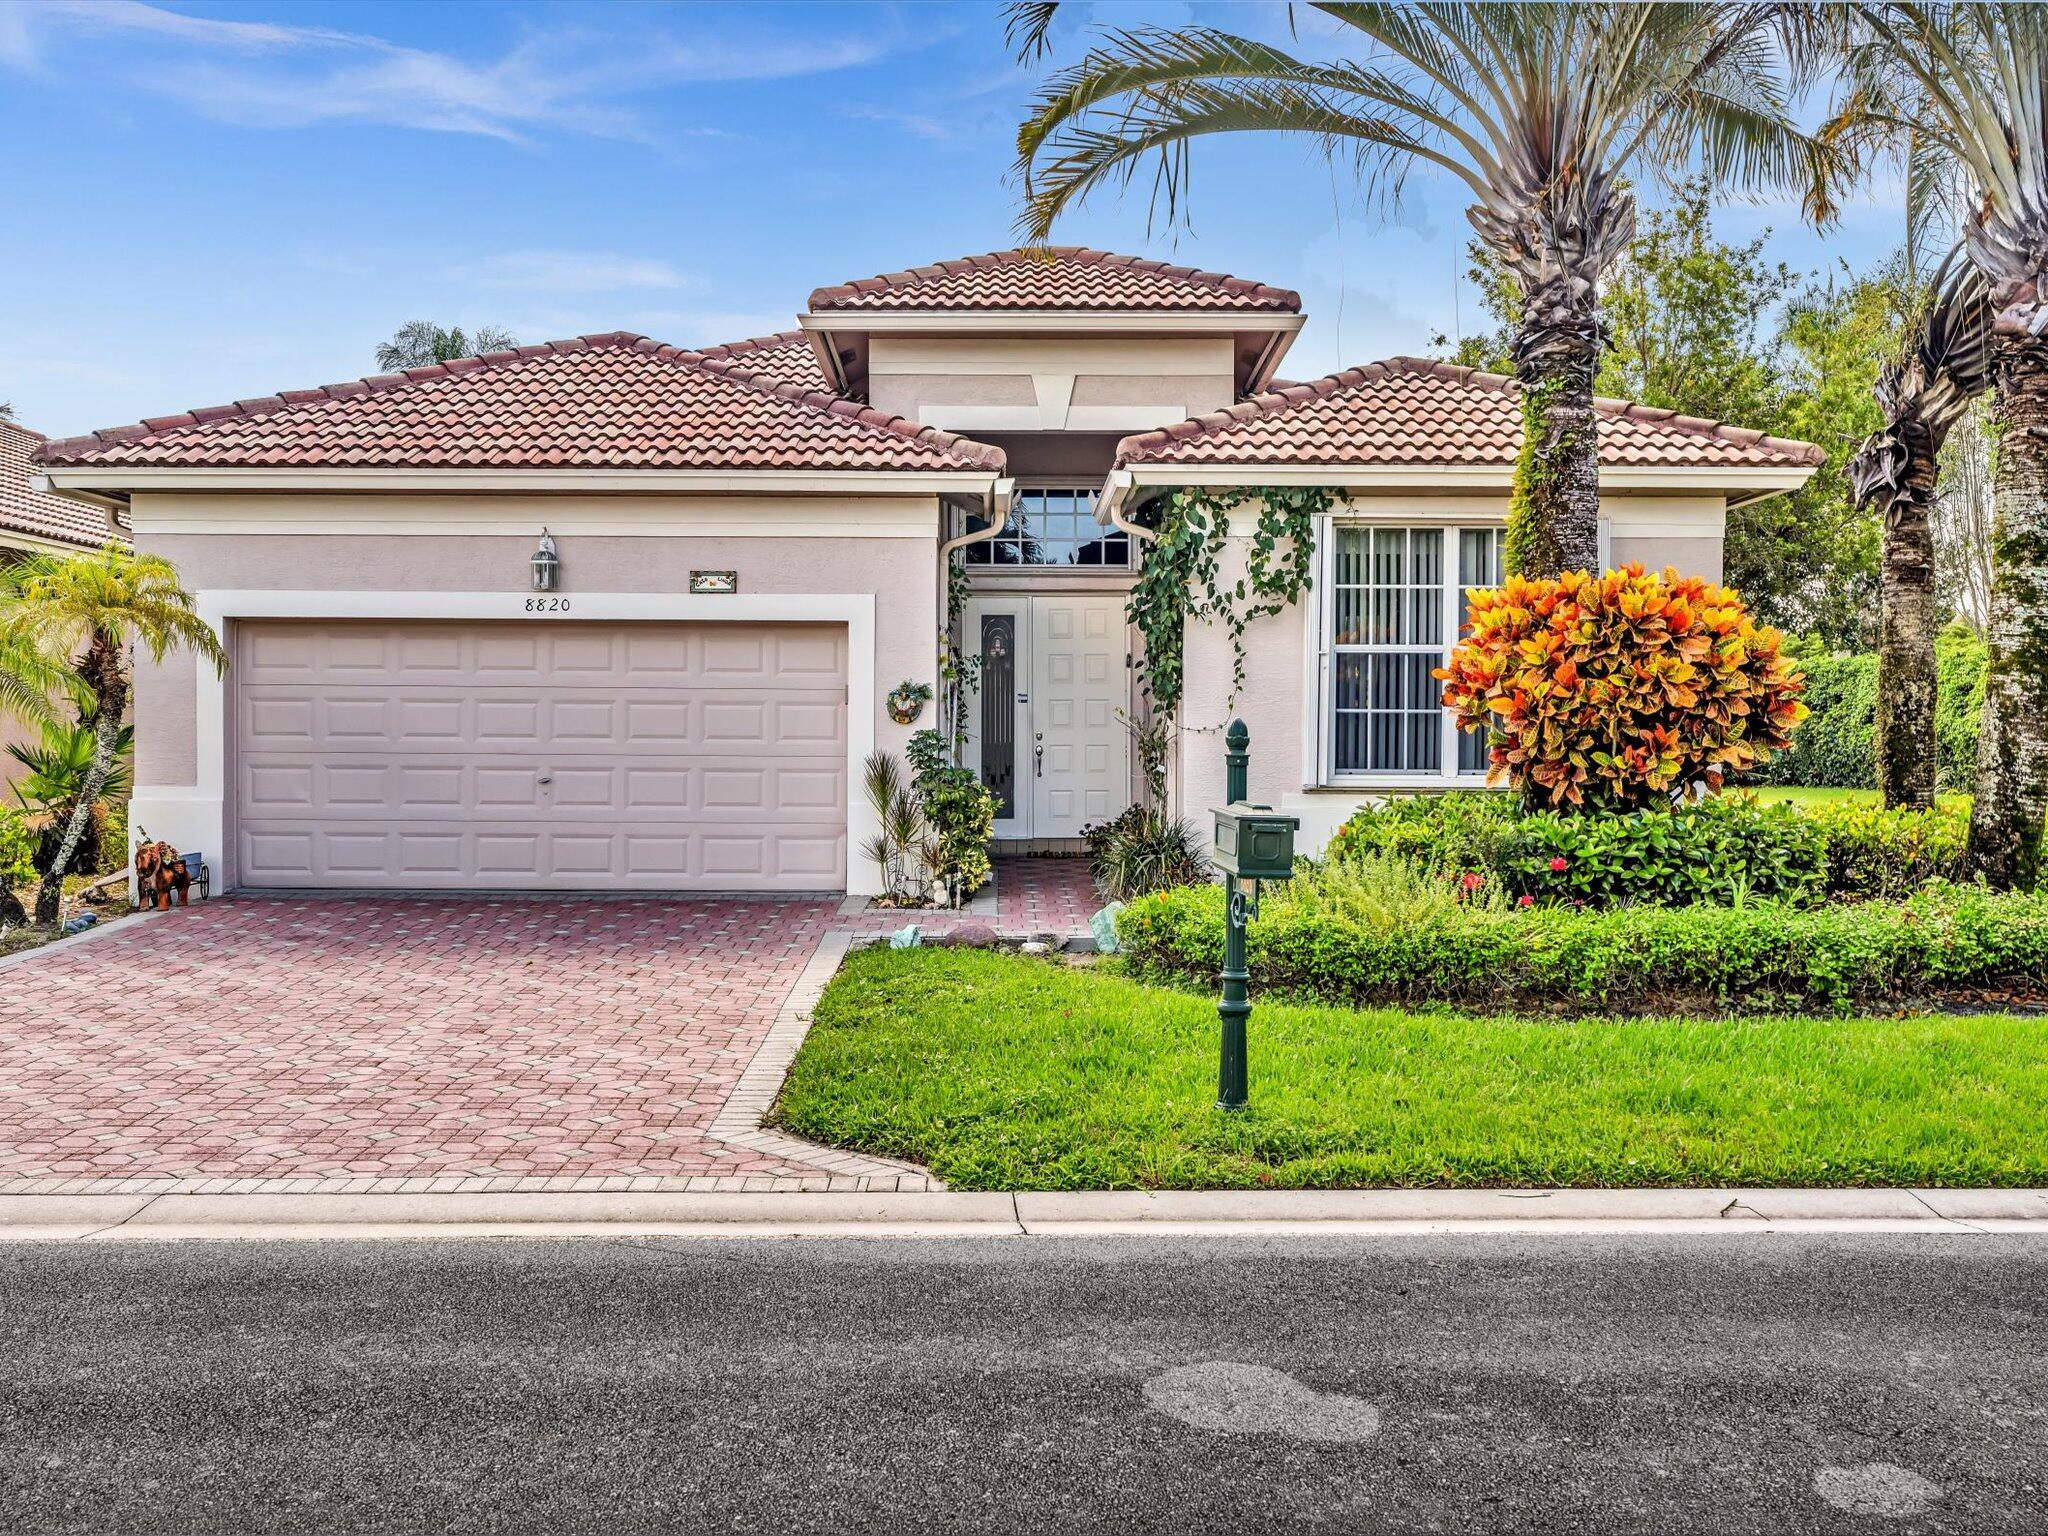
[0,896,939,1191]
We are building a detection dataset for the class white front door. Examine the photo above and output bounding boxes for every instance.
[962,594,1130,840]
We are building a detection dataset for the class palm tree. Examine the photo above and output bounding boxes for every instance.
[0,546,226,927]
[1831,2,2048,887]
[374,321,518,372]
[1848,247,1991,809]
[1012,2,1835,578]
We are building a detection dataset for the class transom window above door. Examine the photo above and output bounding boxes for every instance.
[960,487,1132,567]
[1317,523,1507,782]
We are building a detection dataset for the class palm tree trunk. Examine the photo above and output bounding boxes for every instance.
[1965,331,2048,890]
[34,708,120,927]
[1507,333,1604,579]
[1875,426,1942,809]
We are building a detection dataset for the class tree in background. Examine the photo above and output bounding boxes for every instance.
[1933,401,1996,630]
[1011,2,1833,580]
[1832,1,2048,888]
[374,322,518,372]
[1847,250,1991,809]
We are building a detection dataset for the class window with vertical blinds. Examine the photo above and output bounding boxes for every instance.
[1321,524,1507,780]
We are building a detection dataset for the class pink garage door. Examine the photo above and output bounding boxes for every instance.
[232,620,848,891]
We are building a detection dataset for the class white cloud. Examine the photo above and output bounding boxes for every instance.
[3,1,936,143]
[840,103,954,141]
[457,251,697,294]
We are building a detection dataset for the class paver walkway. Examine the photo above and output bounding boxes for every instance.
[0,896,960,1191]
[994,857,1100,935]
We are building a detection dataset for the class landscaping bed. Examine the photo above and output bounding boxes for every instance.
[771,946,2048,1191]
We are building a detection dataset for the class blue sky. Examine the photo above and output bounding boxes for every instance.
[2,0,1907,437]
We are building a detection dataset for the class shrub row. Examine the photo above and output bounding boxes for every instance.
[1324,790,1967,905]
[1115,873,2048,1016]
[1754,625,1985,791]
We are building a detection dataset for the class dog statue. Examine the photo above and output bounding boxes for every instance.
[134,840,191,911]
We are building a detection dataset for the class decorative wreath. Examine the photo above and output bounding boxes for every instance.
[887,680,933,725]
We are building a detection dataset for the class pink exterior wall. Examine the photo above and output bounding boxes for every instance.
[1174,505,1730,853]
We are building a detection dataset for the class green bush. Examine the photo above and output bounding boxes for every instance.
[1756,625,1985,791]
[1791,798,1969,899]
[0,807,38,890]
[1323,792,1521,875]
[906,729,996,902]
[1084,804,1207,901]
[1326,791,1825,906]
[1116,872,2048,1015]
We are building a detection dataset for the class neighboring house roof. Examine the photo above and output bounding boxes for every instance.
[35,332,1004,473]
[808,247,1302,313]
[1115,357,1826,471]
[693,330,832,393]
[0,419,122,548]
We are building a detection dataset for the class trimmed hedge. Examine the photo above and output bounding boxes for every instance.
[1322,790,1966,905]
[1756,625,1985,791]
[1115,877,2048,1015]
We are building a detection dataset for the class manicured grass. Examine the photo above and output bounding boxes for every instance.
[1747,785,1971,811]
[772,946,2048,1191]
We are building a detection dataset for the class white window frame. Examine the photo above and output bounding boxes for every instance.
[1307,515,1507,789]
[959,482,1134,572]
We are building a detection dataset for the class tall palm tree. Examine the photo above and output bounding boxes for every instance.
[1012,2,1835,578]
[1848,247,1991,809]
[0,546,226,927]
[1831,2,2048,887]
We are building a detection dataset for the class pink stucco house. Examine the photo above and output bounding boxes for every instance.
[32,248,1819,896]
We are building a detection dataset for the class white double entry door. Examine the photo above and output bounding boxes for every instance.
[962,593,1132,840]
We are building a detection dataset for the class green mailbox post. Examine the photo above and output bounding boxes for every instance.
[1211,720,1298,1111]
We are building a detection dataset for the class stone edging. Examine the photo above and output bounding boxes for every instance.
[702,930,938,1188]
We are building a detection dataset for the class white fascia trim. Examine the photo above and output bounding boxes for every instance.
[147,589,882,897]
[42,467,1001,496]
[799,311,1303,338]
[1118,463,1815,494]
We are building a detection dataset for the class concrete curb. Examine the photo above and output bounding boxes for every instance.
[4,1187,2046,1243]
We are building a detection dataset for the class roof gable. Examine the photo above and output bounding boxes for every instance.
[1115,357,1824,471]
[808,247,1300,313]
[36,332,1003,474]
[0,420,123,548]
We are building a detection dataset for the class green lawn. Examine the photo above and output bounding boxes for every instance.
[1745,785,1972,811]
[772,947,2048,1191]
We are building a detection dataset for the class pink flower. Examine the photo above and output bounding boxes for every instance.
[1518,894,1536,908]
[1550,856,1570,873]
[1461,872,1484,891]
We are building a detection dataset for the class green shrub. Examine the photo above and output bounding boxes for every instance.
[1792,798,1969,899]
[907,729,996,902]
[1756,625,1985,792]
[1085,805,1207,901]
[1117,875,2048,1015]
[0,807,38,890]
[1326,792,1826,906]
[1324,792,1521,875]
[1504,795,1826,906]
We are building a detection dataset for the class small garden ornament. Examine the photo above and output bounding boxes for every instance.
[134,839,192,911]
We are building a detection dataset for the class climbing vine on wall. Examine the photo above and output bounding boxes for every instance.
[939,549,981,750]
[1125,485,1331,721]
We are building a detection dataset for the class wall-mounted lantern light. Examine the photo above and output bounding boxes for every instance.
[530,529,560,592]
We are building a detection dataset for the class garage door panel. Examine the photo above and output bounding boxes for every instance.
[234,620,847,890]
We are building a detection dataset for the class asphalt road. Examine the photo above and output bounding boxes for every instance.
[2,1234,2044,1534]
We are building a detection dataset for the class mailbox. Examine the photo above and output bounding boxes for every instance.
[1213,802,1300,882]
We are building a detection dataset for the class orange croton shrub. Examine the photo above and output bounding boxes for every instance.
[1436,564,1809,812]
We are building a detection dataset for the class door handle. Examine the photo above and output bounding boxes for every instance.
[538,773,554,786]
[1035,733,1043,778]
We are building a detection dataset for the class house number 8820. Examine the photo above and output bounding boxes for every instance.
[524,597,571,613]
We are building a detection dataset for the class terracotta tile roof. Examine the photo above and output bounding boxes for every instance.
[0,419,123,549]
[693,330,832,393]
[1116,357,1826,471]
[809,247,1300,313]
[34,332,1004,474]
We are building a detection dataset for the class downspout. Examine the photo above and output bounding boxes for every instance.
[935,477,1013,754]
[1097,469,1157,545]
